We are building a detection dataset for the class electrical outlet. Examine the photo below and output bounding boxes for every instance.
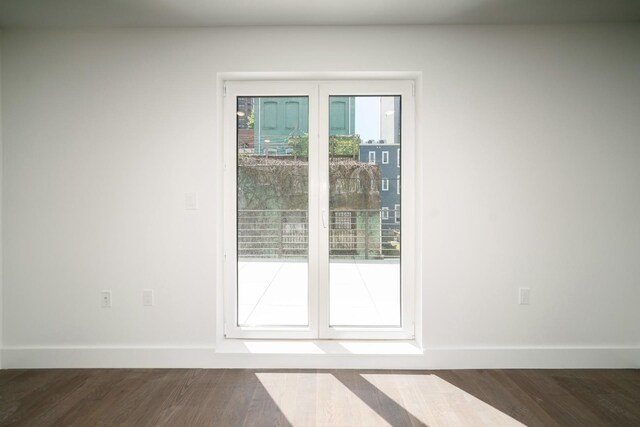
[143,289,154,307]
[101,290,112,308]
[519,288,530,305]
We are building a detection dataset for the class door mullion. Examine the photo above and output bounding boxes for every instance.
[307,86,320,337]
[317,85,331,338]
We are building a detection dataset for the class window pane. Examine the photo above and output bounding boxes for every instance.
[237,96,309,326]
[328,96,401,327]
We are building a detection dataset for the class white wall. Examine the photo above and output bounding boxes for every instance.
[1,25,639,368]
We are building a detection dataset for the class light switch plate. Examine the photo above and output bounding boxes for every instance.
[185,192,199,210]
[143,289,154,307]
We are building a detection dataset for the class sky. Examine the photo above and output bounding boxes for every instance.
[355,97,381,141]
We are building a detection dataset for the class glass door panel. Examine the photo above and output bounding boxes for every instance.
[328,96,402,327]
[236,96,310,327]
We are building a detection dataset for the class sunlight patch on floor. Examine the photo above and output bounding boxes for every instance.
[256,372,392,426]
[255,372,526,426]
[362,374,525,426]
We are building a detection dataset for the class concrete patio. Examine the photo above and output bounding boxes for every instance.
[238,259,401,327]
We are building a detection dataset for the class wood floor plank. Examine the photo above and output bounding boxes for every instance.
[146,369,210,426]
[113,370,196,427]
[241,371,292,427]
[159,369,227,427]
[290,371,318,426]
[55,369,156,426]
[490,370,562,427]
[1,368,638,426]
[549,370,640,427]
[515,370,610,427]
[335,370,424,426]
[19,370,114,427]
[437,370,552,426]
[2,370,89,426]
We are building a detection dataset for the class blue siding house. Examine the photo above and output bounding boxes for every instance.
[358,141,400,228]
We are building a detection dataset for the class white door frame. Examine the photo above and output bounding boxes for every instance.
[223,79,415,340]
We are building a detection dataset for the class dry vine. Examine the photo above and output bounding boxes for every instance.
[238,156,380,210]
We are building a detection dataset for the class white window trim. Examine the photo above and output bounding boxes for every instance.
[382,151,389,164]
[397,175,400,195]
[395,204,400,223]
[381,178,389,191]
[397,148,400,167]
[223,78,416,341]
[368,151,376,164]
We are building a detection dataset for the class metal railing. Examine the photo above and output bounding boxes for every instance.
[238,209,400,259]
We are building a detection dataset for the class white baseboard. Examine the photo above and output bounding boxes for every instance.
[1,346,218,369]
[420,346,640,369]
[2,345,639,369]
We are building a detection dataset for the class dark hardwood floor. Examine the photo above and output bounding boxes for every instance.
[1,369,639,426]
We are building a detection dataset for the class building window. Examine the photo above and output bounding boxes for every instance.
[397,175,400,195]
[381,207,389,220]
[368,151,376,164]
[382,151,389,164]
[394,204,400,223]
[381,178,389,191]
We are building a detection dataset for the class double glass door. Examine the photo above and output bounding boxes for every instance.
[224,81,414,339]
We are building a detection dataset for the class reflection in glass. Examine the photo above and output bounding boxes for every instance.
[329,96,401,327]
[236,96,309,326]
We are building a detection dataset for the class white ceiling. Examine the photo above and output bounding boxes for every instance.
[0,0,639,28]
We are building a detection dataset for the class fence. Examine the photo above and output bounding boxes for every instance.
[237,209,400,259]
